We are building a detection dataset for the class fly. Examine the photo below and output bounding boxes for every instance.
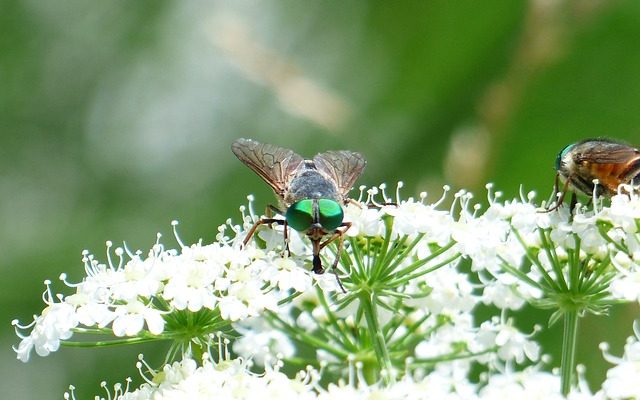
[231,138,366,291]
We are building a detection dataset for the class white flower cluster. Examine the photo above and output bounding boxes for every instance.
[479,366,596,400]
[14,183,640,399]
[12,287,77,361]
[597,194,640,303]
[74,356,596,400]
[114,358,319,400]
[13,221,314,362]
[230,186,541,372]
[448,187,640,312]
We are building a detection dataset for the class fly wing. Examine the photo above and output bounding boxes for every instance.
[575,141,640,163]
[313,150,366,199]
[232,138,304,196]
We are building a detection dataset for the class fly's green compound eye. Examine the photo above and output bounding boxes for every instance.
[317,199,343,231]
[556,143,575,171]
[286,200,314,232]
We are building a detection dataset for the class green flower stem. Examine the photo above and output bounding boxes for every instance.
[394,246,455,276]
[395,314,443,351]
[511,228,561,292]
[497,255,541,289]
[62,336,161,347]
[191,341,205,363]
[359,290,394,385]
[375,234,410,276]
[71,327,116,334]
[316,289,357,349]
[378,234,423,276]
[266,311,351,358]
[393,253,460,286]
[375,217,394,269]
[410,346,498,366]
[539,229,569,291]
[277,291,303,306]
[596,222,626,253]
[560,309,579,396]
[582,258,612,290]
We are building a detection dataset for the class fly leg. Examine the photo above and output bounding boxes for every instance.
[242,217,285,246]
[242,204,289,255]
[544,173,571,212]
[569,191,578,213]
[311,240,324,274]
[318,222,352,293]
[266,205,291,256]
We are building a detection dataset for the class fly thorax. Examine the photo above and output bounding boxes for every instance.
[287,170,340,203]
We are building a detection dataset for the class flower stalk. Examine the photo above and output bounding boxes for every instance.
[358,290,394,384]
[560,309,579,396]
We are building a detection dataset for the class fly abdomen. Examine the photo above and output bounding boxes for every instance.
[579,157,640,194]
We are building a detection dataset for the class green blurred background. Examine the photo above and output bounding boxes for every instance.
[2,1,639,398]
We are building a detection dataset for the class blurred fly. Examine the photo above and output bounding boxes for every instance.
[231,138,366,290]
[548,138,640,211]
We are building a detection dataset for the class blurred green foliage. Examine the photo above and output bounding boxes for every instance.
[2,1,640,398]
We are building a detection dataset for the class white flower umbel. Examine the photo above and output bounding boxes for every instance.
[67,355,320,400]
[232,317,295,367]
[259,185,537,386]
[478,365,598,400]
[475,315,540,364]
[16,183,640,399]
[76,355,598,400]
[461,185,640,396]
[13,220,296,363]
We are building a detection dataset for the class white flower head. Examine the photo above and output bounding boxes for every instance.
[233,318,295,367]
[13,282,78,362]
[260,256,313,293]
[343,203,385,237]
[14,221,296,361]
[107,357,318,400]
[475,316,540,364]
[479,368,564,400]
[481,281,526,310]
[385,198,454,243]
[598,193,640,233]
[161,243,225,312]
[112,299,165,337]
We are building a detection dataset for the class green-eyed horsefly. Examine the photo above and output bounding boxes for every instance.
[231,138,366,290]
